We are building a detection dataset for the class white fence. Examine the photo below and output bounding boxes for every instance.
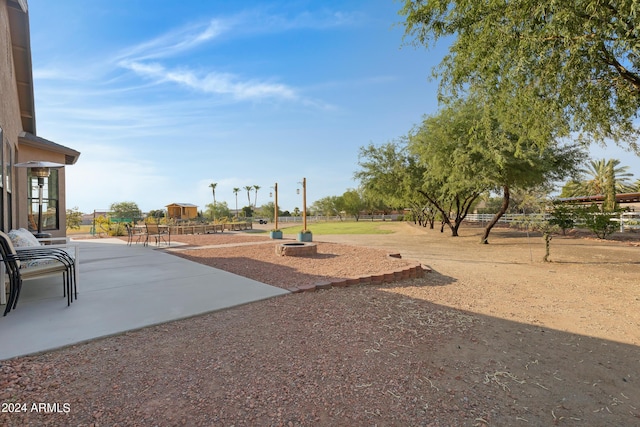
[465,213,640,232]
[266,212,639,231]
[465,213,550,224]
[271,214,403,223]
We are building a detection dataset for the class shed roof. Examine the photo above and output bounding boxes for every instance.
[166,203,198,208]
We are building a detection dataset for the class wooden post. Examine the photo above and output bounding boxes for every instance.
[302,177,307,232]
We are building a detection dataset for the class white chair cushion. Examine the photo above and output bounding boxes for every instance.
[20,258,60,269]
[8,228,42,247]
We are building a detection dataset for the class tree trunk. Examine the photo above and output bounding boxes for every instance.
[543,232,552,262]
[451,222,460,236]
[480,185,510,244]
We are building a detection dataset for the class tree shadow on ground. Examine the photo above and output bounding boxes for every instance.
[4,280,639,427]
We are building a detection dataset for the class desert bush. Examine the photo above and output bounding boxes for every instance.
[576,204,620,239]
[548,202,577,235]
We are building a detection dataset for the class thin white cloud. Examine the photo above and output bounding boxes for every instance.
[231,8,362,35]
[109,8,360,103]
[114,19,228,62]
[31,5,351,155]
[120,60,297,101]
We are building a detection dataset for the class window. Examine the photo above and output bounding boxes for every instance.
[27,168,59,231]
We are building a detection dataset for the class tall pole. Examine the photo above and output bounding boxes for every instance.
[274,182,279,230]
[302,177,307,232]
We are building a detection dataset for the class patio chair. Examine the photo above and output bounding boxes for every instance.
[0,230,77,316]
[125,223,146,246]
[145,223,171,247]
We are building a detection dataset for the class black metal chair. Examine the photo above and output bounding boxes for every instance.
[125,223,146,246]
[145,223,171,246]
[0,231,77,316]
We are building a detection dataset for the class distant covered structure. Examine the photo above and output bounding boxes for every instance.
[166,203,198,220]
[556,192,640,211]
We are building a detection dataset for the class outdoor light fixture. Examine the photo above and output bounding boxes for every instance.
[15,161,65,237]
[30,167,51,178]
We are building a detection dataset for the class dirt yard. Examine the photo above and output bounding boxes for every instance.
[1,222,639,426]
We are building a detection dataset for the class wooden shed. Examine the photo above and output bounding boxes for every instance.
[166,203,198,220]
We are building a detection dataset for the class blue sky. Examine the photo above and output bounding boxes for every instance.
[27,1,640,214]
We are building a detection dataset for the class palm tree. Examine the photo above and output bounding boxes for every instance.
[603,161,615,212]
[561,158,634,197]
[209,182,217,222]
[233,187,240,219]
[253,185,261,207]
[244,185,253,207]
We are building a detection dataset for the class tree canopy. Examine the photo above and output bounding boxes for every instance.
[256,202,282,221]
[356,141,434,227]
[340,189,367,221]
[65,207,82,230]
[311,196,342,218]
[355,140,425,209]
[205,201,231,221]
[109,201,142,221]
[400,0,640,151]
[407,100,490,236]
[356,96,585,240]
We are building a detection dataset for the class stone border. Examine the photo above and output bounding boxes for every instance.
[276,242,318,257]
[286,254,432,293]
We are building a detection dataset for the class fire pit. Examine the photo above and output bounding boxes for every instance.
[276,242,317,257]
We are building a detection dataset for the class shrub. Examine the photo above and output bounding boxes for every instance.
[109,223,126,236]
[576,205,620,239]
[548,202,577,235]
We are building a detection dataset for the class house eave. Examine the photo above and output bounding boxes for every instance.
[8,0,35,134]
[18,132,81,165]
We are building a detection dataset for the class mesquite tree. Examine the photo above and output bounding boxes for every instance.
[400,0,640,151]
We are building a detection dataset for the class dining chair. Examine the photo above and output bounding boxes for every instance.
[125,223,146,246]
[145,223,171,246]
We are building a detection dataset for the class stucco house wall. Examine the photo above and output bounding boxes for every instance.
[0,1,25,232]
[0,0,80,237]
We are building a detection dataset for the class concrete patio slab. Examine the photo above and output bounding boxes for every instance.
[0,238,289,360]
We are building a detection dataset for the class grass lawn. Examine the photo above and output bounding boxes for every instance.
[278,221,399,235]
[67,220,401,236]
[67,225,94,235]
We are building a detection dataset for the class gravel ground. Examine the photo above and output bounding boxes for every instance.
[1,224,639,426]
[170,239,416,289]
